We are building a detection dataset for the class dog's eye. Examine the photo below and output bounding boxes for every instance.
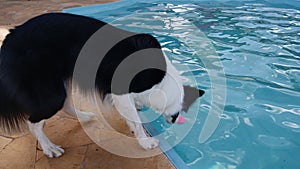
[171,112,179,123]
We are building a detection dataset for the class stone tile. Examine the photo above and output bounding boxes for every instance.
[101,107,133,136]
[80,108,133,143]
[0,136,12,153]
[0,130,29,139]
[43,118,93,148]
[0,134,36,169]
[98,137,163,158]
[35,146,87,169]
[82,144,174,169]
[0,0,116,25]
[70,99,167,158]
[45,114,62,125]
[36,149,45,162]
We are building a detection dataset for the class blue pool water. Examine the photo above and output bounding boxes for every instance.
[65,0,300,168]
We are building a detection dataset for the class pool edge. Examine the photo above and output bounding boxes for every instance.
[142,121,190,169]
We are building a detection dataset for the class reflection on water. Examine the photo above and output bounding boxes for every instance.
[66,1,300,168]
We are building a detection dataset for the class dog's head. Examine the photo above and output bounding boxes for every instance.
[123,33,205,123]
[162,85,205,124]
[145,62,204,124]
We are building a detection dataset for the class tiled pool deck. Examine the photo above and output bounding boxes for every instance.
[0,0,174,168]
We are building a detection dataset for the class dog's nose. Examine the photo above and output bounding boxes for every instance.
[170,112,180,123]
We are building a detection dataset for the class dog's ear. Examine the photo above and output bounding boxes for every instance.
[132,33,161,49]
[182,86,205,112]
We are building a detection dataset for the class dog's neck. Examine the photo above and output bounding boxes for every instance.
[133,55,184,116]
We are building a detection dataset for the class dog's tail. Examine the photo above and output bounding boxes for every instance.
[0,81,29,135]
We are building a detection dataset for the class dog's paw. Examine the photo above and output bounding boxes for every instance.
[42,143,65,158]
[135,101,143,111]
[138,137,159,150]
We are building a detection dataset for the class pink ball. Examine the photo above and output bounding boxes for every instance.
[177,115,186,124]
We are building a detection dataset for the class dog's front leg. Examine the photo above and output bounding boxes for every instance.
[28,120,64,158]
[126,118,159,150]
[113,95,159,150]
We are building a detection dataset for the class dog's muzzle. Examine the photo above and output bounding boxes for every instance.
[170,112,180,124]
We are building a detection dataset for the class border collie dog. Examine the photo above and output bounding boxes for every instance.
[0,13,204,158]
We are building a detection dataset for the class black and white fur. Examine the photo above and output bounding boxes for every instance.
[0,13,204,158]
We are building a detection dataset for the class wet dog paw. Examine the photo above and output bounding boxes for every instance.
[138,137,159,150]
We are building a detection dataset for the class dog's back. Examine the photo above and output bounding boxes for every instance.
[0,13,105,83]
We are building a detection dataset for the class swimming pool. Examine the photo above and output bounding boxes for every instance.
[65,0,300,168]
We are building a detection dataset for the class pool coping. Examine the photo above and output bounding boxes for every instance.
[142,120,189,169]
[63,0,133,16]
